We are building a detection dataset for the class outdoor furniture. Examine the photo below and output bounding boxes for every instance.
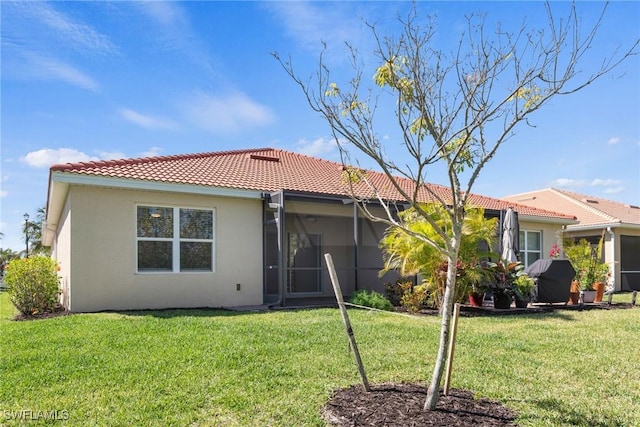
[525,259,575,304]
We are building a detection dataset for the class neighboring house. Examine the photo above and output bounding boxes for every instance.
[43,148,576,312]
[504,188,640,292]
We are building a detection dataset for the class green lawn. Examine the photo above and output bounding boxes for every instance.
[1,291,638,426]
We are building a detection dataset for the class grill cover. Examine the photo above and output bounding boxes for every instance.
[524,259,576,304]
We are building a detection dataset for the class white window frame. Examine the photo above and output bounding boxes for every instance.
[136,205,215,274]
[520,230,542,267]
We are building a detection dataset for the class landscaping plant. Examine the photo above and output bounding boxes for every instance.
[4,256,60,316]
[349,290,394,311]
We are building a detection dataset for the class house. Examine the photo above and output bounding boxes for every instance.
[504,188,640,292]
[43,148,576,312]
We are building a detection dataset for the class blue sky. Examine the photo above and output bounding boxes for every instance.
[2,1,639,251]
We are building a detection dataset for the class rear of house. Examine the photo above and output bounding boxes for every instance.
[44,148,576,312]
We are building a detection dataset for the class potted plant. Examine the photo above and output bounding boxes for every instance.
[484,260,525,309]
[459,262,492,307]
[593,262,610,303]
[513,274,535,308]
[564,236,605,304]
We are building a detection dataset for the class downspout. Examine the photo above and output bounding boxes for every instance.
[606,227,616,293]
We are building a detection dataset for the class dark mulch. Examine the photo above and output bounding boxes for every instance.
[323,383,516,427]
[412,301,635,317]
[13,305,70,321]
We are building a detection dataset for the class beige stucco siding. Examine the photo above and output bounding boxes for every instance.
[65,185,263,312]
[53,197,72,309]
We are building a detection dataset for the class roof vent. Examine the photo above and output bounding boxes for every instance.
[582,198,599,204]
[249,154,280,162]
[628,204,639,209]
[517,196,536,202]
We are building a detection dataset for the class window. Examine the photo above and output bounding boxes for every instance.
[519,230,541,267]
[137,206,214,272]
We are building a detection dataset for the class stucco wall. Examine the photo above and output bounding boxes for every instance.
[53,197,72,309]
[64,186,263,312]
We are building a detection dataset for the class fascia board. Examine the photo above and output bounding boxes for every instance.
[566,223,640,232]
[518,214,578,225]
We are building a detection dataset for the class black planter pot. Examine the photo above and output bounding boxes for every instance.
[514,296,530,309]
[493,293,512,309]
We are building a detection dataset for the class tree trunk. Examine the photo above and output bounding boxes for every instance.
[424,244,459,410]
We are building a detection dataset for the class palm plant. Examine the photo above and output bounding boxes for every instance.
[379,204,498,307]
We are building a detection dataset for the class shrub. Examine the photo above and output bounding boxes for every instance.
[349,290,394,311]
[4,256,61,316]
[399,282,427,313]
[384,280,406,306]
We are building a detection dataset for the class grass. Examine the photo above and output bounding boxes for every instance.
[1,291,639,426]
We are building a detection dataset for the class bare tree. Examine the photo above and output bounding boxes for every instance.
[274,2,638,410]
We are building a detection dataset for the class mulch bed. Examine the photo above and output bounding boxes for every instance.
[13,306,70,321]
[323,383,516,426]
[413,301,635,317]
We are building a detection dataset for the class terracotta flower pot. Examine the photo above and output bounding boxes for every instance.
[468,293,485,307]
[593,282,605,303]
[568,281,580,305]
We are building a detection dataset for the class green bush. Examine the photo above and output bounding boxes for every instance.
[349,290,394,311]
[399,282,427,313]
[4,256,61,316]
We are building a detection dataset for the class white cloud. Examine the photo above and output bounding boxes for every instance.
[0,190,7,198]
[97,150,127,161]
[21,148,100,168]
[119,109,177,130]
[137,1,187,27]
[14,2,117,56]
[550,178,586,188]
[296,137,339,157]
[183,92,275,134]
[591,178,622,187]
[23,53,99,91]
[141,147,164,158]
[603,186,624,195]
[607,137,620,145]
[266,2,368,62]
[133,2,213,73]
[552,177,627,196]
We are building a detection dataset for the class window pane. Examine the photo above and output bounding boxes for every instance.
[180,242,212,271]
[527,252,541,266]
[138,207,173,238]
[526,231,541,250]
[180,209,213,239]
[138,241,173,271]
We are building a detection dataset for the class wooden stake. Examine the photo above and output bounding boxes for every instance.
[443,302,461,395]
[632,291,637,306]
[324,253,370,392]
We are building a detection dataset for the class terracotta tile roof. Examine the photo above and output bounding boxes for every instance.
[50,148,574,221]
[503,188,640,227]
